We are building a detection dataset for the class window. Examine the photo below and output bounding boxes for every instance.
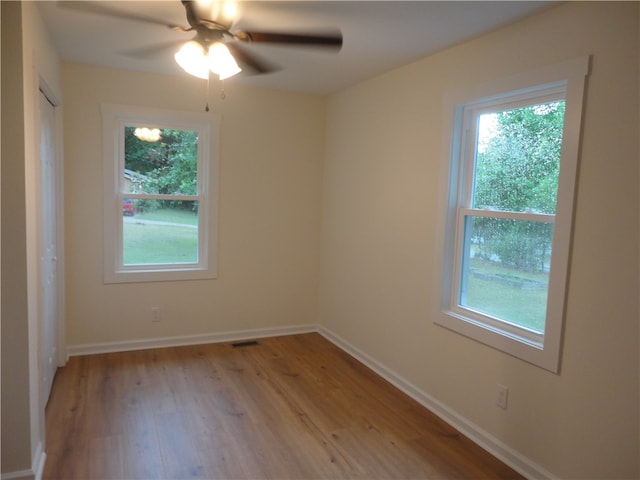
[436,57,589,372]
[102,104,220,283]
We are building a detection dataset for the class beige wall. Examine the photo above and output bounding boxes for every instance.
[63,64,324,347]
[1,3,32,474]
[318,2,639,478]
[1,1,62,476]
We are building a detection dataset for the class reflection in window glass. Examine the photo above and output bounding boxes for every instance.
[124,126,199,196]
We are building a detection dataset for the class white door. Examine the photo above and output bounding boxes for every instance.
[40,91,58,402]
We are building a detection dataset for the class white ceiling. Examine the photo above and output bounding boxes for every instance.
[37,1,555,95]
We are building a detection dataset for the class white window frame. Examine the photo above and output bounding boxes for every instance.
[435,57,590,372]
[102,104,220,284]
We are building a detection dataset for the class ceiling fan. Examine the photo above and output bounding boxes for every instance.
[59,0,343,81]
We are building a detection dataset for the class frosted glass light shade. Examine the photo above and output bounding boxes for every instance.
[175,40,242,81]
[174,41,209,80]
[208,43,241,80]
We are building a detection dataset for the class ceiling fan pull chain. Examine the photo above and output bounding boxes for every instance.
[205,70,211,112]
[220,80,227,100]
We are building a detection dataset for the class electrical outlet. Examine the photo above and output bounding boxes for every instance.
[496,384,509,409]
[151,307,161,323]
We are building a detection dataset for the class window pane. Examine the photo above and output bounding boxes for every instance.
[123,201,199,265]
[473,101,565,214]
[459,216,553,333]
[124,126,199,195]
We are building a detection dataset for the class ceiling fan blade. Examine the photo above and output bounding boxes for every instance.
[119,41,185,60]
[235,30,343,50]
[225,42,281,76]
[57,1,187,31]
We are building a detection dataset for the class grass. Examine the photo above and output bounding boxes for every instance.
[463,258,548,333]
[136,208,198,226]
[123,208,198,265]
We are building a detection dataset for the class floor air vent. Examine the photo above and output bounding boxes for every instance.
[231,340,260,348]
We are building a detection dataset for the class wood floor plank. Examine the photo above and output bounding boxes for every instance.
[155,410,207,479]
[44,356,92,480]
[44,333,524,479]
[120,392,165,479]
[188,393,248,478]
[88,435,124,480]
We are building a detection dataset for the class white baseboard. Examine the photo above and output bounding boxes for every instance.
[318,326,557,480]
[0,470,34,480]
[66,324,317,359]
[1,442,45,480]
[33,447,46,480]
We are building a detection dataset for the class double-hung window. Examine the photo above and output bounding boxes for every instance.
[102,104,220,283]
[436,57,589,372]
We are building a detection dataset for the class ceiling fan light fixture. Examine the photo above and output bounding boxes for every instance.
[134,127,162,142]
[175,40,209,79]
[208,42,242,80]
[175,40,241,81]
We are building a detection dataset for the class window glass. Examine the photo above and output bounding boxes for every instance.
[473,102,564,214]
[124,126,199,196]
[459,216,553,333]
[123,200,199,266]
[122,126,200,267]
[459,100,565,335]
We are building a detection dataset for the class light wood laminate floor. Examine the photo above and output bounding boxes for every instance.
[44,333,523,479]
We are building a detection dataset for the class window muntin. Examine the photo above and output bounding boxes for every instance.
[103,105,219,283]
[436,56,589,372]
